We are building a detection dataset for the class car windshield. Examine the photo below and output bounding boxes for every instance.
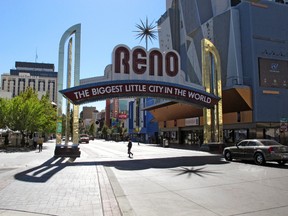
[80,134,88,137]
[261,140,281,146]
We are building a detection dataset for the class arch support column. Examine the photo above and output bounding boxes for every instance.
[202,38,223,144]
[55,24,81,157]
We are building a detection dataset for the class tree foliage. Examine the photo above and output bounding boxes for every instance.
[101,124,109,139]
[115,124,127,140]
[2,88,56,139]
[89,123,95,136]
[0,98,11,128]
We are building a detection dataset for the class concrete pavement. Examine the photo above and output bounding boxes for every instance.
[1,139,288,216]
[0,140,121,216]
[0,142,98,215]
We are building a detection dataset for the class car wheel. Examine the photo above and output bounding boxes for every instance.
[254,152,265,165]
[278,160,287,165]
[224,150,232,161]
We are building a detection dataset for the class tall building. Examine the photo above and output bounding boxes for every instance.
[81,106,97,134]
[1,61,57,102]
[82,106,96,120]
[146,0,288,145]
[107,98,132,130]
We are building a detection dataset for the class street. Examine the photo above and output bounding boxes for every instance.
[1,139,288,215]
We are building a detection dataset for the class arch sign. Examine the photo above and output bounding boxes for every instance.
[60,44,220,108]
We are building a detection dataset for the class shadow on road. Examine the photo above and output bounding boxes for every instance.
[170,167,221,177]
[232,160,288,169]
[101,155,226,170]
[14,155,227,183]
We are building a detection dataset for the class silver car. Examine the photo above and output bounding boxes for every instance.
[223,139,288,165]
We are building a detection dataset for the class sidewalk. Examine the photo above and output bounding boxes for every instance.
[0,140,213,216]
[0,140,120,216]
[2,139,287,216]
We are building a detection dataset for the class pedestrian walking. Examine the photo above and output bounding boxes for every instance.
[137,133,140,145]
[33,135,38,149]
[127,139,133,158]
[38,136,43,152]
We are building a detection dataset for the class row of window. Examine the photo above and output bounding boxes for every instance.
[1,79,56,101]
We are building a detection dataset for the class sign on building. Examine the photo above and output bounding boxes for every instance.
[60,45,220,108]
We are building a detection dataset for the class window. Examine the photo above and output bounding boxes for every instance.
[247,141,257,147]
[231,0,241,6]
[238,141,248,147]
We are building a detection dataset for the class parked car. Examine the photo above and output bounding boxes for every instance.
[79,134,89,144]
[223,139,288,165]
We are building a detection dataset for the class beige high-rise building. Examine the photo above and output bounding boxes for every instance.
[1,61,57,102]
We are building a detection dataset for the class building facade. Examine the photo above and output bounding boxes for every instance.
[127,98,159,143]
[80,106,97,136]
[107,98,131,130]
[147,0,288,145]
[82,106,96,120]
[0,90,12,99]
[1,61,57,102]
[102,98,159,143]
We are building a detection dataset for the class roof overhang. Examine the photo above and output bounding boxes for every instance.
[222,85,252,113]
[145,86,252,121]
[145,102,203,121]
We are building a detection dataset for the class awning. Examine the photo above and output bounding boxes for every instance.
[146,103,203,121]
[222,86,252,113]
[144,86,252,122]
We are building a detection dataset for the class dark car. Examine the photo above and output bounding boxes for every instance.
[79,134,89,144]
[223,139,288,165]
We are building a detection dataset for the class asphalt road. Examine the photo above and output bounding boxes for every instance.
[82,140,288,216]
[1,139,288,216]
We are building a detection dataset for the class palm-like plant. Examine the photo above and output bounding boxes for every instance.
[134,17,158,50]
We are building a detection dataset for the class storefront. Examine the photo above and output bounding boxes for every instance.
[180,128,203,146]
[160,128,179,145]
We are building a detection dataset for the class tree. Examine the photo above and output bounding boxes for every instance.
[0,98,11,128]
[39,93,57,135]
[116,124,128,141]
[89,122,95,137]
[101,124,109,139]
[5,88,56,146]
[62,114,67,137]
[0,98,11,146]
[7,88,41,145]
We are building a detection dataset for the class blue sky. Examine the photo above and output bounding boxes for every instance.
[0,0,166,110]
